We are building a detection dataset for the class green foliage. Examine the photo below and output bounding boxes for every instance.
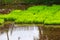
[44,10,60,25]
[0,0,14,4]
[0,19,4,25]
[0,5,60,25]
[4,10,22,21]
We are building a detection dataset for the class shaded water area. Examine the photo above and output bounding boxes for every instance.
[0,24,40,40]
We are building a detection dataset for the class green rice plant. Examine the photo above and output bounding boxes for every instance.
[44,16,60,25]
[4,14,16,21]
[27,6,47,13]
[13,5,60,24]
[44,10,60,25]
[0,5,60,25]
[52,5,60,8]
[0,19,4,25]
[15,12,35,24]
[3,10,22,21]
[0,14,6,19]
[10,10,22,14]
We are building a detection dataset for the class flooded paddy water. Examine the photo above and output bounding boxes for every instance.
[0,24,40,40]
[0,22,60,40]
[0,4,60,40]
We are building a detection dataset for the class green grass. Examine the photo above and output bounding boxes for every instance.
[0,5,60,25]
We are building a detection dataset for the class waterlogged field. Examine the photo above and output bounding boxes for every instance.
[0,5,60,25]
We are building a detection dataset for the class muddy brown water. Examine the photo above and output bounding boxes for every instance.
[43,27,60,40]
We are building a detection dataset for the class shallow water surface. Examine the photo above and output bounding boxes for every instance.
[0,25,39,40]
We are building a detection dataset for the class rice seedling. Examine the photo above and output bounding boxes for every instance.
[0,5,60,25]
[0,19,4,25]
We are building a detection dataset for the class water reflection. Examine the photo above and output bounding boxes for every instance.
[0,25,39,40]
